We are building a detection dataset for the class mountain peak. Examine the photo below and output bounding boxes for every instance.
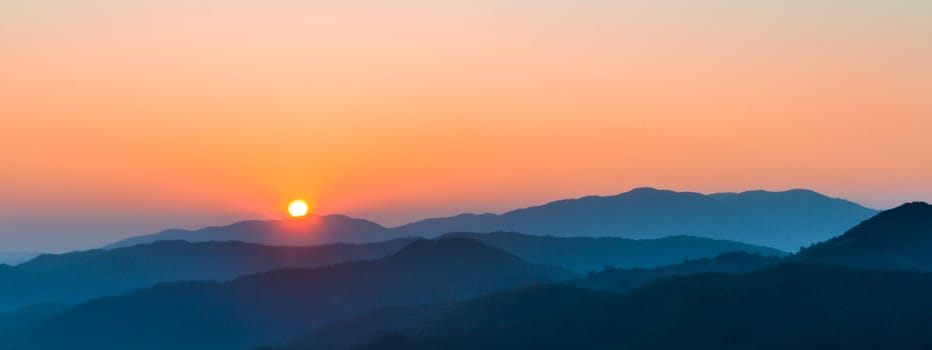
[105,214,389,248]
[711,188,826,199]
[880,201,931,215]
[797,201,932,271]
[619,187,693,198]
[390,238,524,265]
[829,201,932,241]
[628,187,662,193]
[105,188,876,252]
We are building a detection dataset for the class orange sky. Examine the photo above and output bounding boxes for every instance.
[1,0,931,251]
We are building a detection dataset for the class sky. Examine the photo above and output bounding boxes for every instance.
[1,0,931,252]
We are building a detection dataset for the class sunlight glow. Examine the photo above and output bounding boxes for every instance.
[288,200,309,217]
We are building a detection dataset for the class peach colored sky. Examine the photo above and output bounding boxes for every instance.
[2,0,931,251]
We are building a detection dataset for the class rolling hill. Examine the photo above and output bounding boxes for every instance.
[0,239,573,350]
[399,188,876,251]
[796,201,932,271]
[573,251,782,293]
[269,263,932,350]
[261,251,782,350]
[0,238,416,311]
[439,231,784,272]
[106,215,393,248]
[108,188,876,251]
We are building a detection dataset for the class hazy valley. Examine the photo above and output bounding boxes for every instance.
[2,191,931,349]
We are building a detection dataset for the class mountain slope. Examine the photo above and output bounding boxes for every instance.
[106,215,393,248]
[107,188,876,251]
[263,252,781,350]
[573,251,782,293]
[0,303,69,330]
[709,189,876,248]
[796,201,932,271]
[0,251,38,265]
[397,188,876,250]
[1,239,573,350]
[440,232,784,272]
[0,238,416,310]
[282,264,932,350]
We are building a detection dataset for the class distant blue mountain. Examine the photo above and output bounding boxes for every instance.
[573,251,782,294]
[439,232,784,272]
[0,239,572,350]
[0,238,416,311]
[0,251,38,265]
[107,188,877,251]
[106,215,392,248]
[398,188,876,251]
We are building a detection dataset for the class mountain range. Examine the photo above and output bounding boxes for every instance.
[108,188,877,251]
[107,215,390,248]
[439,231,783,272]
[0,231,783,311]
[0,239,572,350]
[1,197,928,350]
[292,264,932,350]
[264,201,932,350]
[0,238,417,310]
[573,251,782,293]
[260,251,783,350]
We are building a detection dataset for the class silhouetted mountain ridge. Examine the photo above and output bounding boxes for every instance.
[107,215,392,249]
[574,251,782,293]
[276,263,932,350]
[0,238,573,350]
[107,188,877,251]
[260,251,782,350]
[399,188,875,250]
[0,251,38,265]
[0,238,417,310]
[386,239,527,266]
[438,231,784,272]
[796,201,932,270]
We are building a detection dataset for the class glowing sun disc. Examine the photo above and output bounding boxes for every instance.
[288,200,309,217]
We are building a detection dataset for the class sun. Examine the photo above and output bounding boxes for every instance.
[288,199,309,217]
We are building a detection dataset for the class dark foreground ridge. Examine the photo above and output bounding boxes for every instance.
[0,239,572,350]
[271,263,932,350]
[797,201,932,271]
